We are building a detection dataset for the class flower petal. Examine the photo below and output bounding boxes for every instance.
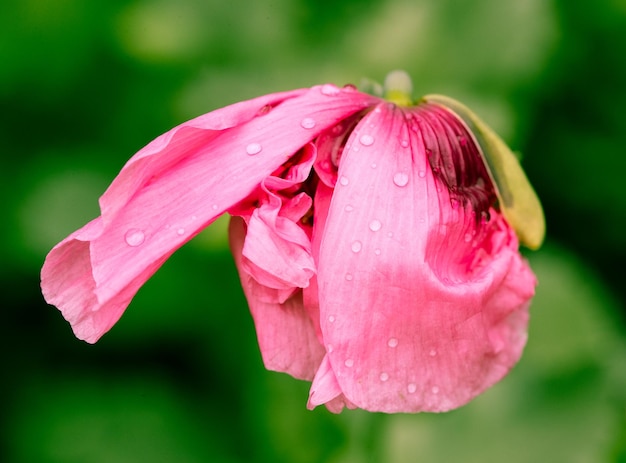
[229,217,325,380]
[41,85,379,343]
[307,354,355,413]
[236,144,317,296]
[315,102,536,412]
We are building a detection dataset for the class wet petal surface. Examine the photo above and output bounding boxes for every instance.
[314,102,536,412]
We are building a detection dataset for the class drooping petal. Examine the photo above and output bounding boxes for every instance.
[314,102,536,413]
[229,217,325,380]
[303,180,354,410]
[41,85,379,343]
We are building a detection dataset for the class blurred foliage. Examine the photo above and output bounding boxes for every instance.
[2,0,626,462]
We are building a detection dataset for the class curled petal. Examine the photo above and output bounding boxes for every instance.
[240,193,315,297]
[41,86,379,343]
[237,144,317,297]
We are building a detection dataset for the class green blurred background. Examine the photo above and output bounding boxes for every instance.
[2,0,626,461]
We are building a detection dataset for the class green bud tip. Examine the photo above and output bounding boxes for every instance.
[384,70,414,107]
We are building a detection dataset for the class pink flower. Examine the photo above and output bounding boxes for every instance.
[41,71,544,413]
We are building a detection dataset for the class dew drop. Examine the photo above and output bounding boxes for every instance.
[339,176,349,186]
[464,233,473,242]
[407,383,417,394]
[429,349,437,357]
[212,204,219,210]
[387,338,398,348]
[369,219,382,232]
[360,134,374,146]
[345,273,353,281]
[328,315,336,323]
[380,372,389,382]
[300,117,316,129]
[374,248,381,255]
[342,84,357,92]
[431,386,440,394]
[321,84,340,96]
[401,139,409,148]
[344,358,354,368]
[327,344,334,353]
[177,228,185,236]
[351,240,362,253]
[344,204,354,212]
[393,172,409,187]
[371,162,377,169]
[124,229,145,247]
[191,215,197,221]
[418,170,426,178]
[246,143,262,155]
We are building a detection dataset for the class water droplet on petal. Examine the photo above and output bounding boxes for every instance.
[380,372,389,382]
[387,338,398,348]
[327,344,334,353]
[393,172,409,187]
[371,163,377,169]
[342,84,357,92]
[344,204,354,212]
[407,383,417,394]
[431,386,440,394]
[464,233,473,242]
[339,176,349,186]
[246,143,262,155]
[177,228,185,236]
[191,215,197,221]
[369,219,382,232]
[351,241,362,253]
[124,229,145,247]
[321,84,340,96]
[345,273,353,281]
[374,248,381,255]
[345,358,354,367]
[300,117,316,129]
[328,315,335,323]
[401,139,409,148]
[212,204,219,210]
[429,349,437,357]
[360,134,374,146]
[418,170,426,178]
